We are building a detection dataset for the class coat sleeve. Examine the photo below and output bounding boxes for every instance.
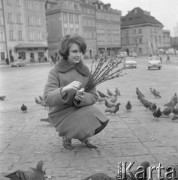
[43,68,70,107]
[73,86,98,107]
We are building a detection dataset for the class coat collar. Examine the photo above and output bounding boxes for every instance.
[55,58,90,76]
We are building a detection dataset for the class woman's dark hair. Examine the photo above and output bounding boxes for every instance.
[59,34,87,60]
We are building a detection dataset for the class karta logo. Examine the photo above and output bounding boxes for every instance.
[117,162,178,180]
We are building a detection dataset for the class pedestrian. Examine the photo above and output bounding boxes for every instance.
[5,57,9,65]
[43,35,109,150]
[166,54,170,64]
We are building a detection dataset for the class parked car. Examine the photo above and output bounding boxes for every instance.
[117,51,127,58]
[11,59,27,67]
[148,56,161,70]
[124,57,137,69]
[130,52,137,57]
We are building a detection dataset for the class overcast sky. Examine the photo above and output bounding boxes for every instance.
[101,0,178,36]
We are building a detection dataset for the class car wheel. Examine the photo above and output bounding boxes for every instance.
[148,67,150,70]
[159,67,161,70]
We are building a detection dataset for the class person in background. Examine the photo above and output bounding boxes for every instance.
[43,35,109,150]
[166,54,170,64]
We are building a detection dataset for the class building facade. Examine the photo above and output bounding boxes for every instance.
[94,1,121,56]
[0,0,48,63]
[46,0,82,56]
[121,7,170,55]
[46,0,121,58]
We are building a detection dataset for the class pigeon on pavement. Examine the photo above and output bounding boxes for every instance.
[126,101,132,111]
[21,104,27,113]
[4,161,46,180]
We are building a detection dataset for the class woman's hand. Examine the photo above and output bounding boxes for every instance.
[62,81,81,93]
[75,88,85,101]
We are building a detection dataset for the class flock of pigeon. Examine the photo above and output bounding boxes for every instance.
[2,160,151,180]
[97,88,131,115]
[4,160,178,180]
[136,87,178,120]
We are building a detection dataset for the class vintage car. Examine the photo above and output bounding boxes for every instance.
[148,56,161,70]
[124,57,137,69]
[11,59,27,67]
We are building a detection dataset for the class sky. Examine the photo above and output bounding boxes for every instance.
[101,0,178,36]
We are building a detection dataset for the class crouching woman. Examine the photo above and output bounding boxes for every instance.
[43,35,109,150]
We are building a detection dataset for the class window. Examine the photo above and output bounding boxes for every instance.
[34,2,40,10]
[9,30,15,40]
[28,16,33,26]
[37,32,42,41]
[7,0,12,5]
[18,52,26,59]
[125,30,128,35]
[0,31,5,41]
[29,31,35,41]
[36,17,41,26]
[16,0,20,6]
[74,3,78,10]
[138,29,142,34]
[139,37,142,43]
[18,31,23,40]
[26,1,32,9]
[8,13,13,23]
[133,29,136,34]
[0,15,4,25]
[75,14,79,24]
[17,14,21,23]
[63,13,67,23]
[126,36,129,44]
[1,52,5,60]
[69,14,73,23]
[139,48,142,54]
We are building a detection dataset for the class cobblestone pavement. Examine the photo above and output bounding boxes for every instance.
[0,56,178,179]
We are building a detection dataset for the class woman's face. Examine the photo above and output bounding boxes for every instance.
[68,43,83,65]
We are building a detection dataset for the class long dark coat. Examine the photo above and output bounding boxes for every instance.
[43,59,108,140]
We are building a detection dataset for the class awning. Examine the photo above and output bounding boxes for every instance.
[15,43,48,49]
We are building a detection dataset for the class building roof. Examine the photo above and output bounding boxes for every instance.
[121,7,163,27]
[15,43,48,49]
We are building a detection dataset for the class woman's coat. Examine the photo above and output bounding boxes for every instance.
[43,59,108,140]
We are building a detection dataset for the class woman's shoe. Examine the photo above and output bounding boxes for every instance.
[62,137,73,150]
[82,139,97,149]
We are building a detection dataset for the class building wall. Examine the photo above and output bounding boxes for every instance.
[46,0,122,58]
[96,6,121,56]
[1,0,48,63]
[121,24,164,55]
[0,0,7,61]
[80,2,96,58]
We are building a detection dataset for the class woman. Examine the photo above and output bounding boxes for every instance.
[43,35,109,149]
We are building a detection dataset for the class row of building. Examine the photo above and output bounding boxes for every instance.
[0,0,173,63]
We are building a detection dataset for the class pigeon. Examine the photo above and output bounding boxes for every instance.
[4,161,46,180]
[82,173,114,180]
[172,116,178,121]
[39,96,44,101]
[21,104,27,112]
[104,99,115,108]
[126,101,132,111]
[97,91,109,98]
[149,103,157,112]
[107,89,113,96]
[153,108,162,119]
[136,88,144,98]
[115,88,121,96]
[105,103,120,115]
[164,93,178,107]
[82,161,150,180]
[161,107,172,117]
[173,107,178,116]
[110,94,118,104]
[152,90,161,98]
[0,96,6,101]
